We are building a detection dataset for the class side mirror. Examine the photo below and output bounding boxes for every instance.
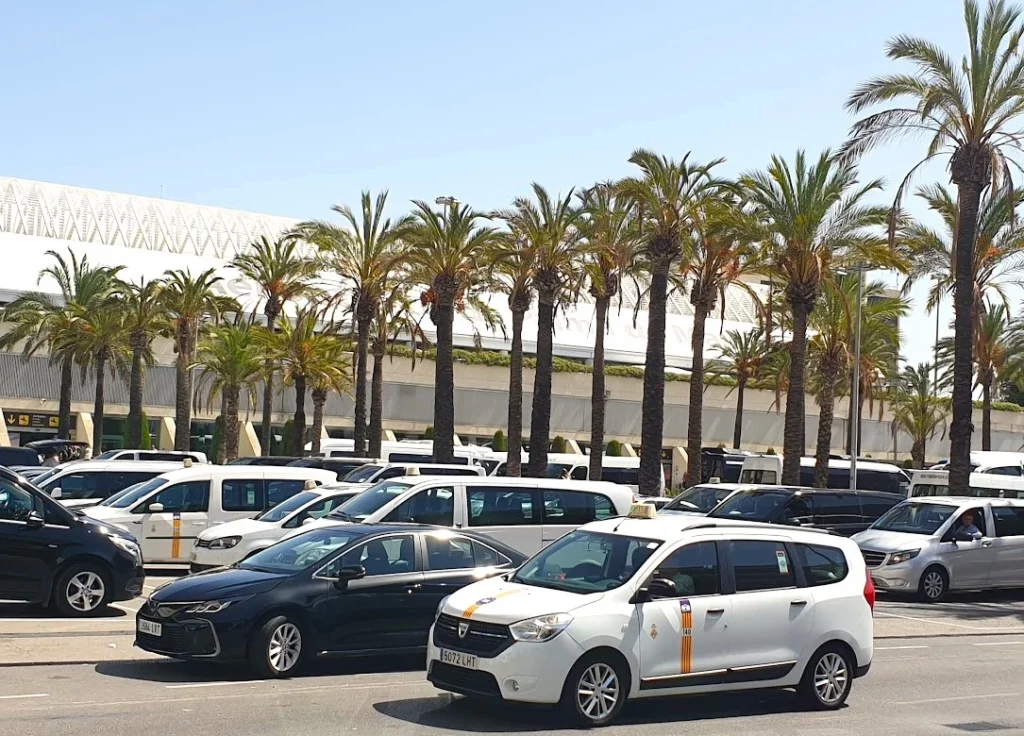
[301,517,315,526]
[50,487,62,500]
[647,578,678,599]
[332,565,366,591]
[24,510,44,529]
[954,529,977,543]
[148,502,165,513]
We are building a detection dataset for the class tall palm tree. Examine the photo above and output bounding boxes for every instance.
[892,363,949,468]
[404,200,499,464]
[681,194,758,486]
[308,336,352,457]
[293,192,412,457]
[711,329,769,449]
[0,251,120,438]
[577,183,638,480]
[192,322,263,463]
[844,0,1024,490]
[232,236,320,456]
[741,150,894,484]
[619,150,725,494]
[66,305,131,453]
[163,268,238,451]
[117,278,167,448]
[497,184,585,477]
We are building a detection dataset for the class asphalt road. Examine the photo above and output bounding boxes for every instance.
[3,633,1024,736]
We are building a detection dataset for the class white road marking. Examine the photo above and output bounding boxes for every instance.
[166,681,266,690]
[973,640,1024,646]
[895,692,1019,706]
[875,645,929,650]
[873,610,1004,631]
[0,693,49,700]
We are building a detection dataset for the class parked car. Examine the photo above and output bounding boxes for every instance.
[83,466,336,564]
[739,455,910,495]
[34,460,186,509]
[659,483,745,515]
[339,463,486,484]
[853,496,1024,602]
[0,446,43,468]
[294,476,636,555]
[707,486,903,536]
[287,457,374,480]
[135,524,526,676]
[427,508,874,726]
[0,467,144,616]
[93,449,209,463]
[190,484,369,572]
[228,456,304,466]
[10,466,48,481]
[909,469,1024,500]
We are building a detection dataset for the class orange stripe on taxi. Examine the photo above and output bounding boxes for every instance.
[461,589,523,618]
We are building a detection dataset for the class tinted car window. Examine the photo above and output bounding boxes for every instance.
[987,466,1022,476]
[383,486,454,525]
[144,481,210,513]
[420,467,481,477]
[109,471,160,493]
[48,472,103,500]
[729,540,796,592]
[0,479,37,521]
[339,534,416,576]
[600,467,640,487]
[858,494,901,521]
[222,479,265,512]
[266,479,307,507]
[856,469,903,493]
[797,543,849,586]
[711,491,791,522]
[542,490,615,525]
[666,485,733,513]
[649,542,720,598]
[811,493,860,524]
[992,507,1024,537]
[425,534,511,570]
[468,487,538,526]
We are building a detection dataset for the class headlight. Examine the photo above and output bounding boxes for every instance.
[887,549,920,565]
[108,535,142,563]
[186,600,234,614]
[509,613,574,642]
[207,536,242,550]
[435,595,450,621]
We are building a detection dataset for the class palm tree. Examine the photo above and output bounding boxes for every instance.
[846,317,902,456]
[163,268,238,451]
[293,192,412,457]
[232,236,320,456]
[577,183,638,481]
[741,150,894,484]
[711,329,769,449]
[67,305,131,453]
[844,0,1024,491]
[892,363,949,468]
[308,336,352,457]
[497,184,585,477]
[117,278,167,448]
[618,150,725,494]
[404,200,499,464]
[0,251,120,438]
[192,322,264,462]
[681,194,758,486]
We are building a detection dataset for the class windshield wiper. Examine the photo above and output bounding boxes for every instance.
[328,510,356,521]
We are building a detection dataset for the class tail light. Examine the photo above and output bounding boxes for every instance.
[863,574,876,612]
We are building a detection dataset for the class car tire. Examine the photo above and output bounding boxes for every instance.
[917,566,949,603]
[798,644,853,710]
[248,615,305,678]
[52,563,112,617]
[559,651,628,727]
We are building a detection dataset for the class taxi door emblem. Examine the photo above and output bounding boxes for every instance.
[458,622,470,639]
[650,623,658,640]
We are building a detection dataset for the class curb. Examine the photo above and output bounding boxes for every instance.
[0,658,146,668]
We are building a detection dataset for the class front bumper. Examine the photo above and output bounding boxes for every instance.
[426,620,584,704]
[189,545,243,571]
[134,614,249,662]
[111,561,146,602]
[868,561,924,593]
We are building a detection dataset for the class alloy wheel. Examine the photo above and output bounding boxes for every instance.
[923,571,945,600]
[267,622,302,673]
[66,571,105,613]
[576,662,619,722]
[813,652,849,705]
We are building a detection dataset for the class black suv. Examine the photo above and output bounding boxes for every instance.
[707,485,903,536]
[0,468,145,616]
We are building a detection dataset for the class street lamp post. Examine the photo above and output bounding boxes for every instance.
[435,196,458,220]
[850,268,864,492]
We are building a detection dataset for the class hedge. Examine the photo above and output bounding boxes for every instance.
[975,400,1024,413]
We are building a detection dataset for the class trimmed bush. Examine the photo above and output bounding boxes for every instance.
[423,425,434,440]
[492,430,507,452]
[551,435,568,453]
[606,439,623,457]
[766,446,777,455]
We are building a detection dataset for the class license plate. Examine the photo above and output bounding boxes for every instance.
[138,618,162,637]
[439,648,477,669]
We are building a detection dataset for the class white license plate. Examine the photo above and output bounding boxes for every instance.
[138,618,162,637]
[439,648,477,669]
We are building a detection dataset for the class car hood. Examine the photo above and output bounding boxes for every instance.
[281,517,351,540]
[199,517,273,540]
[62,498,103,510]
[82,505,132,533]
[852,528,933,551]
[439,576,603,625]
[151,567,289,602]
[77,512,140,543]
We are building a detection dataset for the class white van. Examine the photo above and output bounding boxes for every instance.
[487,452,659,495]
[315,439,490,466]
[287,476,635,556]
[929,451,1024,476]
[739,455,909,495]
[909,469,1024,499]
[34,461,186,509]
[84,466,336,564]
[337,462,486,484]
[92,449,209,463]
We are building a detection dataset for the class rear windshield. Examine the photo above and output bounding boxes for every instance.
[343,464,384,483]
[665,485,732,513]
[709,490,791,521]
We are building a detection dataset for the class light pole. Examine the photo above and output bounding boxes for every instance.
[850,267,865,492]
[435,196,458,220]
[931,273,941,393]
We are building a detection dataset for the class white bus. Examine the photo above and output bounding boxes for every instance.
[909,469,1024,499]
[928,451,1024,477]
[739,454,909,495]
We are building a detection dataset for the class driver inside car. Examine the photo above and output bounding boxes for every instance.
[956,511,983,540]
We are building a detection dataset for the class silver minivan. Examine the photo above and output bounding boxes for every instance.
[852,496,1024,602]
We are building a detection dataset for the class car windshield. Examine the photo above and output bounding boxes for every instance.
[32,467,62,486]
[94,450,120,460]
[708,490,791,521]
[256,491,319,522]
[328,480,411,520]
[663,485,728,513]
[107,477,169,508]
[342,464,383,483]
[871,502,956,535]
[239,528,367,573]
[512,530,662,594]
[99,482,148,506]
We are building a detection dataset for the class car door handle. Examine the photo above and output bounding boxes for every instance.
[706,608,725,615]
[790,600,808,606]
[131,520,143,525]
[982,541,993,547]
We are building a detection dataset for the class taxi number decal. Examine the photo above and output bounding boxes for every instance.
[679,599,693,675]
[461,589,522,618]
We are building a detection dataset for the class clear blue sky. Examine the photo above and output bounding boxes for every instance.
[0,1,985,366]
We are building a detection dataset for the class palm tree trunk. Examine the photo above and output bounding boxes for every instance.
[92,354,107,454]
[368,341,385,458]
[506,303,527,478]
[640,266,669,494]
[312,387,327,456]
[733,378,746,449]
[58,357,73,440]
[127,338,145,448]
[433,295,456,464]
[911,438,925,470]
[589,296,609,481]
[684,302,709,487]
[783,299,810,485]
[173,323,192,452]
[224,385,240,462]
[353,316,371,457]
[293,374,307,456]
[527,293,556,477]
[982,378,992,451]
[814,361,838,488]
[260,311,277,457]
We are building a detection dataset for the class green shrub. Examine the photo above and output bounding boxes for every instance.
[492,429,507,452]
[606,439,623,457]
[976,400,1024,413]
[281,419,295,455]
[121,411,154,450]
[551,435,568,453]
[424,425,434,440]
[766,446,777,455]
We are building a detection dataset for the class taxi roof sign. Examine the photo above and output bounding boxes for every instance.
[627,503,657,519]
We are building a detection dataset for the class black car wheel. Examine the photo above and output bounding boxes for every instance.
[53,563,111,617]
[798,644,853,710]
[249,615,305,678]
[918,566,949,603]
[559,652,628,727]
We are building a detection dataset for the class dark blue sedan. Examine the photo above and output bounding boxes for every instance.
[135,523,525,677]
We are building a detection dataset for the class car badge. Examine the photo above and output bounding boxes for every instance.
[458,622,470,639]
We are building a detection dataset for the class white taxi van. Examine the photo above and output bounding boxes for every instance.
[427,505,874,726]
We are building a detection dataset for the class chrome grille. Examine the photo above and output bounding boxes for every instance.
[433,614,511,657]
[861,550,887,568]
